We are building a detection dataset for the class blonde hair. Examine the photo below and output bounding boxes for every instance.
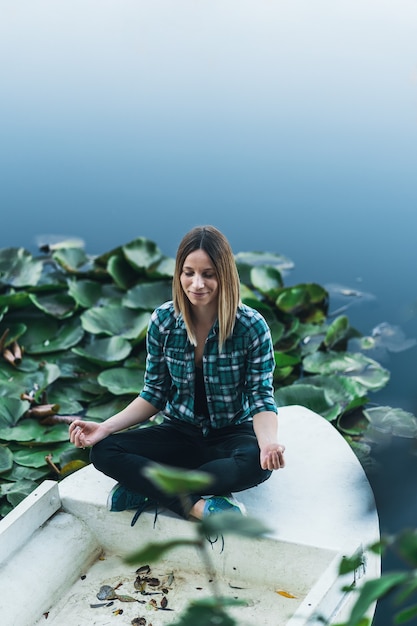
[173,225,240,351]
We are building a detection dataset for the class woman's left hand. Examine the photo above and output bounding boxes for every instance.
[260,443,286,471]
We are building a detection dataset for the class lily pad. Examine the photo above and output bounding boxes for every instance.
[235,251,294,272]
[81,306,150,340]
[324,315,350,349]
[250,266,283,296]
[28,292,77,319]
[13,441,73,468]
[107,254,140,289]
[0,421,70,443]
[52,247,90,272]
[98,367,145,395]
[67,278,103,308]
[303,351,390,391]
[0,446,13,473]
[0,479,38,507]
[0,398,31,428]
[123,281,173,310]
[72,336,132,365]
[0,248,44,287]
[275,383,340,421]
[122,238,163,272]
[22,317,84,354]
[364,406,417,438]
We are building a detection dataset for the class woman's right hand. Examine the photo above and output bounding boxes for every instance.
[69,419,109,449]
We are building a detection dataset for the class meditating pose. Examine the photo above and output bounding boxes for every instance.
[69,225,285,523]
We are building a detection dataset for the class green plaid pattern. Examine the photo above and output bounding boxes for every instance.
[140,301,277,430]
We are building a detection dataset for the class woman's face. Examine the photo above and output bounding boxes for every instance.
[180,249,219,310]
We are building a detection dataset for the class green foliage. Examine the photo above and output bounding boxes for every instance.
[0,235,416,519]
[337,531,417,626]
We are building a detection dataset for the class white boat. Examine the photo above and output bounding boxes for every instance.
[0,406,380,626]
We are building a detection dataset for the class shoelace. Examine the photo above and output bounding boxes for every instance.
[131,501,159,527]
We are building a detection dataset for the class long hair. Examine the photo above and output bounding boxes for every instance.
[173,225,240,351]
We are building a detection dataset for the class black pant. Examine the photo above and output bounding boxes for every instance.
[90,419,272,518]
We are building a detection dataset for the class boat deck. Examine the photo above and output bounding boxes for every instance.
[0,406,381,626]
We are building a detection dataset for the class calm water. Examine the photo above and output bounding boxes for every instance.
[1,2,417,623]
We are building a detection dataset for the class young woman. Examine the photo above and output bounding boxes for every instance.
[69,225,285,523]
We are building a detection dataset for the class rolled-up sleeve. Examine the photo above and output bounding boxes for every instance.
[245,316,278,417]
[139,311,171,410]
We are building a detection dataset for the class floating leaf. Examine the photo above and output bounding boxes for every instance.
[67,279,103,308]
[13,441,73,468]
[72,336,132,365]
[0,398,31,427]
[107,254,140,289]
[0,479,38,507]
[275,383,340,421]
[22,317,84,354]
[303,351,390,391]
[28,292,76,319]
[250,265,283,295]
[81,306,150,340]
[363,406,417,438]
[123,281,173,310]
[98,367,144,395]
[0,421,70,444]
[235,251,294,272]
[324,315,350,348]
[122,238,163,272]
[0,248,43,287]
[52,247,89,272]
[0,446,13,473]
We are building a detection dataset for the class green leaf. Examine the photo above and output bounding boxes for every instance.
[72,336,132,365]
[250,266,283,296]
[395,604,417,625]
[201,513,271,538]
[339,552,365,575]
[0,421,70,444]
[0,248,43,287]
[394,529,417,568]
[144,463,214,495]
[106,254,140,289]
[23,317,84,354]
[97,367,144,395]
[363,406,417,438]
[0,398,31,427]
[235,251,294,272]
[0,446,14,473]
[275,384,340,421]
[122,238,163,271]
[81,305,150,340]
[14,441,73,468]
[28,292,76,319]
[125,538,199,566]
[52,247,89,272]
[85,395,132,419]
[274,351,300,367]
[324,315,350,348]
[170,601,238,626]
[303,351,390,391]
[0,479,38,507]
[123,281,173,310]
[67,279,103,308]
[346,573,409,626]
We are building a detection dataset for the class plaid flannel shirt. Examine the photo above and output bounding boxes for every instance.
[140,301,277,430]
